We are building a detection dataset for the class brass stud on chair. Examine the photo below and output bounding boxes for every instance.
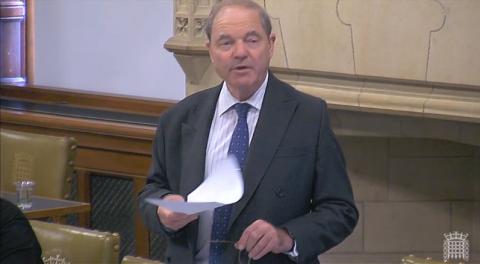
[69,142,77,150]
[113,233,120,251]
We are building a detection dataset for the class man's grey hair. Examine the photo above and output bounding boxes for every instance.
[205,0,273,41]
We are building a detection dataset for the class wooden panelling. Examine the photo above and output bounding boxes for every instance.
[133,177,150,258]
[76,148,151,176]
[1,84,176,115]
[0,84,175,260]
[1,109,155,139]
[76,169,91,227]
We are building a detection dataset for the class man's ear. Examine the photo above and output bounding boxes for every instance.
[269,32,276,56]
[269,32,276,45]
[206,41,214,63]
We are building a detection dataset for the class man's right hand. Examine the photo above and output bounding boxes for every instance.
[156,194,198,231]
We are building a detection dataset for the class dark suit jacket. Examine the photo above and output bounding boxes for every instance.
[0,198,43,264]
[138,73,358,264]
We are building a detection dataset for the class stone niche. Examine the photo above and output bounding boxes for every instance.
[165,0,480,263]
[322,110,480,264]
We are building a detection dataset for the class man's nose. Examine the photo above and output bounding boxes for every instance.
[233,41,248,58]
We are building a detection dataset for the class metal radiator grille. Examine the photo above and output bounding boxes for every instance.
[91,174,135,260]
[150,232,167,261]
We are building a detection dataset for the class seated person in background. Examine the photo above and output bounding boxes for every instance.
[0,198,43,264]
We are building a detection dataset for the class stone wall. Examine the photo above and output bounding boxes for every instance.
[165,0,480,124]
[267,0,480,86]
[321,136,480,263]
[164,1,480,262]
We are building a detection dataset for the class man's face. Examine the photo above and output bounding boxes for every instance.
[207,6,275,97]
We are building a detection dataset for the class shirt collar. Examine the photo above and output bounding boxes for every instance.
[217,72,268,115]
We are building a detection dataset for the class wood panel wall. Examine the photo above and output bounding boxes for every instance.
[0,84,175,258]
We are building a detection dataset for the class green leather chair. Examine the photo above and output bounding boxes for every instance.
[30,220,120,264]
[122,255,164,264]
[0,129,77,199]
[402,255,445,264]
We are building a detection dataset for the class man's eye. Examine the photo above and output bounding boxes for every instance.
[246,38,258,43]
[219,41,232,47]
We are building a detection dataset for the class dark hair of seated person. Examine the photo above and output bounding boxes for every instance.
[0,198,43,264]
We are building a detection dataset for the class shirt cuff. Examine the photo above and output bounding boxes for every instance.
[285,240,299,257]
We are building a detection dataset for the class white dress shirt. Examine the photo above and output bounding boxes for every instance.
[194,73,268,263]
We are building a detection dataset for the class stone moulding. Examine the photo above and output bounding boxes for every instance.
[163,34,480,126]
[164,1,480,124]
[272,67,480,125]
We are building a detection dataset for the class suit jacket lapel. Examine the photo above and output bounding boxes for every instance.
[179,87,221,198]
[229,75,298,228]
[178,86,221,253]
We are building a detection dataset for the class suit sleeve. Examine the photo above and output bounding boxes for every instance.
[281,102,359,263]
[137,118,181,238]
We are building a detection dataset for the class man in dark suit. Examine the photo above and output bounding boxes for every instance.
[138,0,358,263]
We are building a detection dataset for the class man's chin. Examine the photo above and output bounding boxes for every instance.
[229,80,254,89]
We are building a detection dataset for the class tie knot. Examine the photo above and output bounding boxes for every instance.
[234,103,250,119]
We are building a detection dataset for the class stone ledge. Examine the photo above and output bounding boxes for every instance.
[164,38,208,55]
[163,42,480,124]
[273,68,480,124]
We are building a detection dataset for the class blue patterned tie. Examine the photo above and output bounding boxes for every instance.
[209,103,250,264]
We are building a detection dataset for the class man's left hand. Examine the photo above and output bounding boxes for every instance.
[235,219,294,260]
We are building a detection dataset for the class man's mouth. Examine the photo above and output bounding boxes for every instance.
[232,65,250,71]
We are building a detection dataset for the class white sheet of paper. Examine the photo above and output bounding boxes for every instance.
[145,156,244,215]
[145,198,222,214]
[187,156,243,204]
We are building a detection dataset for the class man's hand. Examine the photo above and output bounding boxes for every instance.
[156,194,198,231]
[235,219,294,260]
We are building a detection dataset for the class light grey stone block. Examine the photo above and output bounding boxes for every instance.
[364,202,450,252]
[338,137,389,201]
[388,157,475,201]
[451,202,480,253]
[389,138,475,157]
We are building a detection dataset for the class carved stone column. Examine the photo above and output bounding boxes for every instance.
[0,0,26,84]
[164,0,221,95]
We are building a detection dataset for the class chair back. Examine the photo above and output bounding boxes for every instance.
[30,220,120,264]
[0,129,77,199]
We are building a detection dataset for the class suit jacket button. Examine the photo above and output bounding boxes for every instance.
[275,188,286,198]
